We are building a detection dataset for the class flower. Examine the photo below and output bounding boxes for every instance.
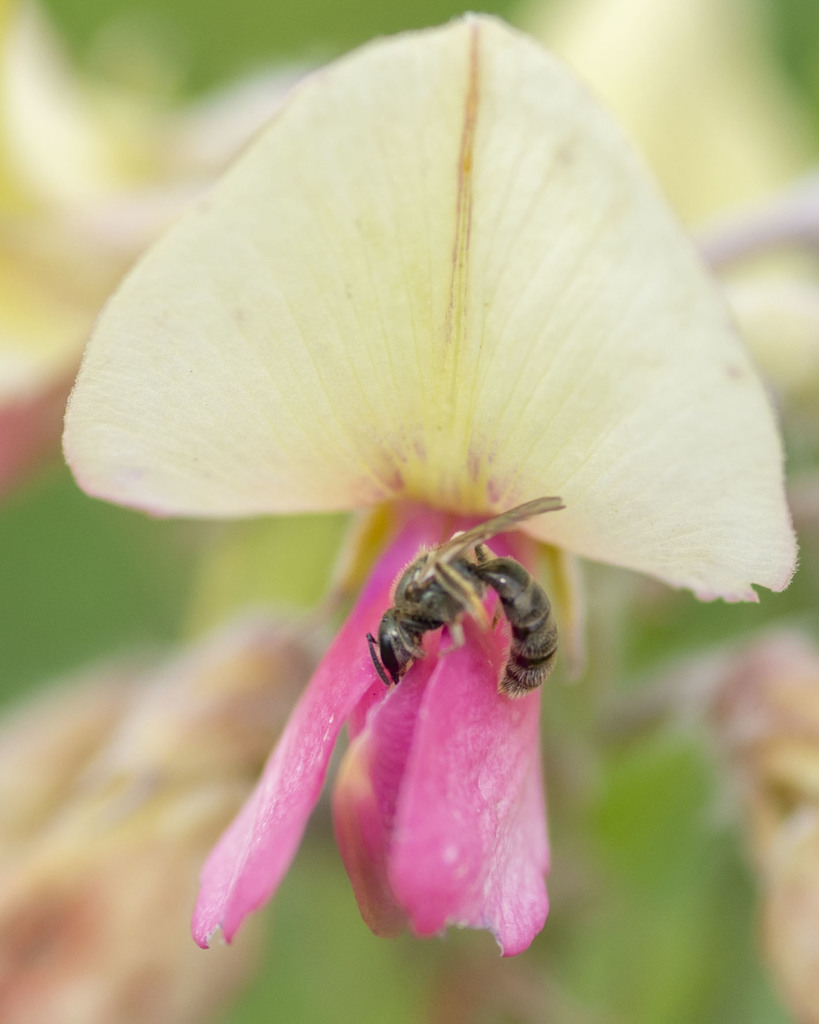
[532,0,811,224]
[63,15,795,954]
[0,614,313,1024]
[0,2,294,497]
[711,633,819,1024]
[530,0,819,421]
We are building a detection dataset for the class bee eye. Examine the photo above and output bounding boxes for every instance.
[380,639,402,679]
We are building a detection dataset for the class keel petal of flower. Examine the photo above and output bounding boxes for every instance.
[332,662,430,939]
[193,509,443,946]
[335,530,549,953]
[387,619,548,955]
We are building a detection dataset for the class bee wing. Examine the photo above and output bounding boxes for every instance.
[429,496,564,565]
[434,557,491,628]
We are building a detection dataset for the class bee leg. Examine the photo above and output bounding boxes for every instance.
[439,620,466,656]
[474,542,490,564]
[404,635,427,659]
[472,545,502,624]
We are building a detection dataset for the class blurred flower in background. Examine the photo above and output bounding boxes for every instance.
[0,614,314,1024]
[712,633,819,1024]
[528,0,811,222]
[529,0,819,421]
[0,1,296,499]
[700,178,819,435]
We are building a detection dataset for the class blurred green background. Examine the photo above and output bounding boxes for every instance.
[3,0,819,1021]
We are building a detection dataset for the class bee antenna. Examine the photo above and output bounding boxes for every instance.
[366,632,393,688]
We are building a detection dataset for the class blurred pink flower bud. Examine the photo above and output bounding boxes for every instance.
[0,615,313,1024]
[714,633,819,1024]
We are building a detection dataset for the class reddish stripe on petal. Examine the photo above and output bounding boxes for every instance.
[388,613,549,955]
[192,506,449,947]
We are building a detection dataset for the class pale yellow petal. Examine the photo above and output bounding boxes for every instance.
[539,545,585,679]
[66,21,473,514]
[65,17,794,598]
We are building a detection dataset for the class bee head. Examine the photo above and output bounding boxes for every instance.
[377,609,410,683]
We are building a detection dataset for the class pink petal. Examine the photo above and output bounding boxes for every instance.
[334,526,549,953]
[332,648,436,936]
[192,507,447,946]
[388,615,549,955]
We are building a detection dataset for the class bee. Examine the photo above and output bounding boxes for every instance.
[366,496,564,698]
